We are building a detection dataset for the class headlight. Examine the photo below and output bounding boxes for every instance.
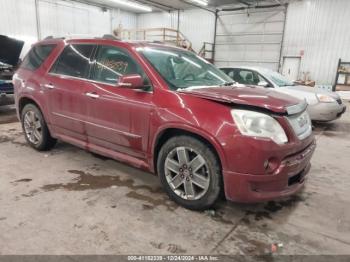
[231,109,288,145]
[316,94,335,103]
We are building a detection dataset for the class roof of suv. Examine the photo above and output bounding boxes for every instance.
[37,37,187,52]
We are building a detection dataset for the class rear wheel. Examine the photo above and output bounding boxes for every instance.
[157,135,221,210]
[21,104,57,151]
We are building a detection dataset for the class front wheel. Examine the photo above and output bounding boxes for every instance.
[157,136,222,210]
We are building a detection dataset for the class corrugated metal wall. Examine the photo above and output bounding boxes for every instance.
[215,7,286,70]
[137,9,215,52]
[0,0,38,56]
[137,11,178,29]
[0,0,137,57]
[282,0,350,85]
[38,0,111,38]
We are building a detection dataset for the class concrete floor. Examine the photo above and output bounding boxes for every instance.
[0,103,350,255]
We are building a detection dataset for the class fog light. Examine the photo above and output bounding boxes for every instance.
[264,158,279,173]
[264,160,269,170]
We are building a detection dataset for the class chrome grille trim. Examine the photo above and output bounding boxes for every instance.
[287,110,312,140]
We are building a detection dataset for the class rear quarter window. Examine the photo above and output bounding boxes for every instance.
[21,44,56,70]
[50,44,95,79]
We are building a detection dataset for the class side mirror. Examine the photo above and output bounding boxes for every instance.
[118,74,144,89]
[258,81,269,87]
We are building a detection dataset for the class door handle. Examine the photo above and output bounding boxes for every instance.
[44,83,55,89]
[85,92,100,99]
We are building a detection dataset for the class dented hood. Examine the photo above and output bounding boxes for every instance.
[179,85,304,114]
[0,35,24,66]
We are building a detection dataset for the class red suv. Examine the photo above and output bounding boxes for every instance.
[13,37,316,210]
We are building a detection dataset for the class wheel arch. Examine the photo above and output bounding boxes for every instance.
[18,96,44,120]
[152,127,225,176]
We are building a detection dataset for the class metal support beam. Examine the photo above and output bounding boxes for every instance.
[278,3,288,72]
[212,9,219,63]
[179,0,216,14]
[35,0,41,40]
[219,3,286,12]
[177,9,180,32]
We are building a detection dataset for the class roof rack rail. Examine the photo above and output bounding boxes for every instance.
[43,35,66,40]
[102,34,121,40]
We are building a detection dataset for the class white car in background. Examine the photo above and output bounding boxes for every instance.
[220,66,346,122]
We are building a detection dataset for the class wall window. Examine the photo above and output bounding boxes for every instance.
[21,44,56,70]
[51,44,95,78]
[91,46,145,85]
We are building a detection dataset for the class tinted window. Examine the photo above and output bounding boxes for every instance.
[91,45,146,84]
[51,44,95,78]
[235,69,265,85]
[139,47,232,90]
[21,44,56,70]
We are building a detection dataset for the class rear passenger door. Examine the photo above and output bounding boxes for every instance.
[84,44,153,159]
[44,44,95,141]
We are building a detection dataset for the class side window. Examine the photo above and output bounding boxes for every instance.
[225,69,235,79]
[21,44,56,70]
[91,45,146,85]
[230,69,244,83]
[256,73,269,86]
[237,69,262,85]
[50,44,95,78]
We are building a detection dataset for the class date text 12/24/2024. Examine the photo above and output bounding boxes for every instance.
[128,256,219,261]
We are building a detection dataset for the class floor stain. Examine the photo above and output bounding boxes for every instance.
[150,241,186,254]
[0,135,12,143]
[313,122,350,137]
[21,169,176,211]
[22,189,39,198]
[142,204,153,210]
[245,210,272,221]
[126,191,177,211]
[38,170,162,193]
[0,133,25,146]
[205,209,234,225]
[264,195,305,213]
[11,140,29,147]
[231,233,271,255]
[244,195,306,221]
[12,178,32,183]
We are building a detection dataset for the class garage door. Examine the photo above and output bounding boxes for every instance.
[214,6,286,71]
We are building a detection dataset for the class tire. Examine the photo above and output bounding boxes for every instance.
[157,135,222,210]
[21,104,57,151]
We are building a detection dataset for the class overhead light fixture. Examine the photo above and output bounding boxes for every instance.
[189,0,209,6]
[109,0,152,12]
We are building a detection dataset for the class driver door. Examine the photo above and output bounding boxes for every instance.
[84,44,153,159]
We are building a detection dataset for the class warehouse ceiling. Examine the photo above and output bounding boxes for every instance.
[81,0,287,13]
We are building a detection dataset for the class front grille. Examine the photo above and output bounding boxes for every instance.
[336,98,342,105]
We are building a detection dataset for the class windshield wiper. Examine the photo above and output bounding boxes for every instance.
[220,81,236,86]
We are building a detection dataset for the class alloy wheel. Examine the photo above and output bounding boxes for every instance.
[23,110,42,145]
[164,146,210,200]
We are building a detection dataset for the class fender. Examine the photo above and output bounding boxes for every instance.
[150,122,227,173]
[17,93,54,134]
